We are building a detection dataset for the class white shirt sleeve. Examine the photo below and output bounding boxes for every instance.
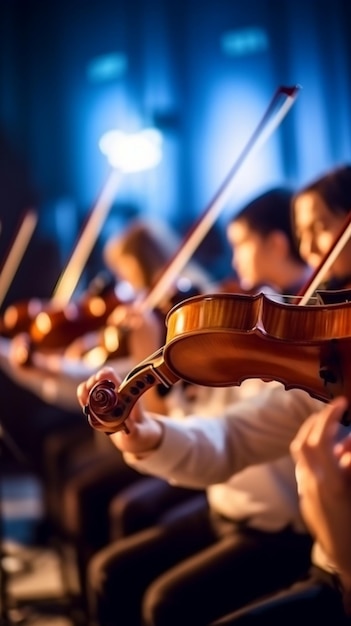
[124,384,323,489]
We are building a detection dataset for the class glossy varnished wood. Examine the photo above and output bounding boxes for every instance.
[164,292,351,403]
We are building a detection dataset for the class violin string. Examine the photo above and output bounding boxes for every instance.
[264,292,319,305]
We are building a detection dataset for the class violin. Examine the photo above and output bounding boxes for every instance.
[84,288,351,434]
[26,277,132,351]
[1,297,43,337]
[62,277,203,366]
[0,274,133,360]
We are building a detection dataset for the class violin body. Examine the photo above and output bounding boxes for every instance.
[66,279,203,365]
[28,286,128,350]
[85,290,351,433]
[0,280,132,351]
[164,292,351,397]
[0,298,46,337]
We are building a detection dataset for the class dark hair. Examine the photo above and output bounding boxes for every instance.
[230,187,302,263]
[292,164,351,217]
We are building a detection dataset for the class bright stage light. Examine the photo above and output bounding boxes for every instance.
[99,128,163,172]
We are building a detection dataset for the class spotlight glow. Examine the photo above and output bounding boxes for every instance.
[99,128,163,172]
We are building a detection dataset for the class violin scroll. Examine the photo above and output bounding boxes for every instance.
[84,379,130,433]
[83,348,180,434]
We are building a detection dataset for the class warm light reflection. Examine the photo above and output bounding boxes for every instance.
[88,297,108,317]
[82,346,111,368]
[34,311,53,336]
[3,299,42,330]
[103,325,120,352]
[80,327,120,368]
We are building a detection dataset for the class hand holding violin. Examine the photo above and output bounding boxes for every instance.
[290,396,351,574]
[77,366,164,455]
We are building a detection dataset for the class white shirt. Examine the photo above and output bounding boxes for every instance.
[125,381,321,533]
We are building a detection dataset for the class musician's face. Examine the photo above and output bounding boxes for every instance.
[293,191,350,279]
[227,220,281,290]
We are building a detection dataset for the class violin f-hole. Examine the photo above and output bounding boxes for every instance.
[319,339,344,394]
[319,342,351,425]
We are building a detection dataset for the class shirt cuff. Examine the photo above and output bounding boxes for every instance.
[123,417,194,477]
